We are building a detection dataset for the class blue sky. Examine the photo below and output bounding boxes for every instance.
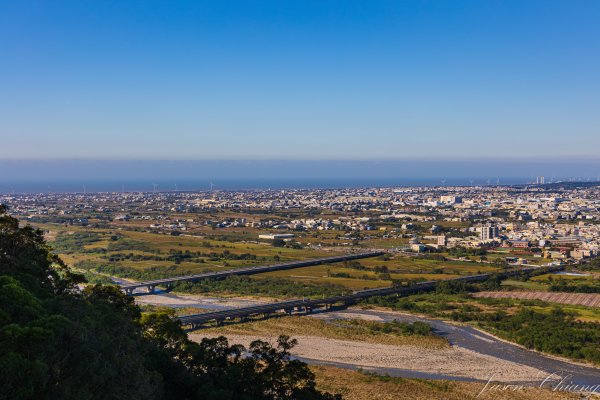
[1,0,599,162]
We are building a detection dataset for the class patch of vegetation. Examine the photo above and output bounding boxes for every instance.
[175,275,348,298]
[361,292,467,315]
[469,308,600,363]
[106,237,153,252]
[339,319,435,337]
[312,365,575,400]
[447,246,487,258]
[51,231,104,253]
[549,279,600,293]
[75,260,193,280]
[362,290,600,364]
[0,206,339,400]
[578,258,600,272]
[79,270,115,285]
[203,316,448,348]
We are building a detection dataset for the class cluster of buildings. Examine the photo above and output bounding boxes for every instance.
[2,182,600,263]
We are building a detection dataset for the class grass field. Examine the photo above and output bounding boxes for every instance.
[474,291,600,309]
[201,315,449,348]
[311,365,580,400]
[500,279,549,291]
[36,221,519,294]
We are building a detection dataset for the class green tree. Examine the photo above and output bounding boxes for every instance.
[0,205,339,400]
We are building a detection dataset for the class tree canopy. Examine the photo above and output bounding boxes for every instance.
[0,205,340,400]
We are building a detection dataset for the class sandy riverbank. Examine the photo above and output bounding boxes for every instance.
[189,332,546,383]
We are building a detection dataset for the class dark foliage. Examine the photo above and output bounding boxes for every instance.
[549,281,600,293]
[174,275,347,298]
[362,288,600,364]
[466,308,600,363]
[0,206,339,400]
[447,246,487,258]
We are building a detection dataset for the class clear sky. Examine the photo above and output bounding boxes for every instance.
[1,0,599,161]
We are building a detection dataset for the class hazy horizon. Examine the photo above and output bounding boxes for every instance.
[2,159,600,192]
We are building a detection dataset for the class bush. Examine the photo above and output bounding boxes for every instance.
[0,207,340,400]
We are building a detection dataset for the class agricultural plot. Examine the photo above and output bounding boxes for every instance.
[37,221,508,295]
[474,291,600,308]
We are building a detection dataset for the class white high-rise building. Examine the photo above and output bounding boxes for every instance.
[480,223,499,241]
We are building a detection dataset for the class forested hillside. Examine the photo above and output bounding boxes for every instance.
[0,205,339,400]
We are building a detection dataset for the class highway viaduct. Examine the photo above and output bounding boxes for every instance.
[176,265,563,329]
[120,251,385,295]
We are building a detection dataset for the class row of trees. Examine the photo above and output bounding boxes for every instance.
[174,275,347,298]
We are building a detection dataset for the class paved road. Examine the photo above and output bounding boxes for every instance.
[111,276,267,310]
[114,277,600,386]
[119,251,384,294]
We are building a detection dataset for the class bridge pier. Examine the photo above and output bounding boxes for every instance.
[147,285,156,294]
[124,288,133,296]
[165,283,173,291]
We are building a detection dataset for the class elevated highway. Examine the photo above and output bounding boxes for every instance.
[120,251,384,295]
[177,265,563,329]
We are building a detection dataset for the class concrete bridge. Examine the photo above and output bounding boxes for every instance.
[120,251,385,295]
[177,265,563,329]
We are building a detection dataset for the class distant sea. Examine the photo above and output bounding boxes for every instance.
[0,178,533,194]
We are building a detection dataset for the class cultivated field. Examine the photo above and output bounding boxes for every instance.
[474,291,600,308]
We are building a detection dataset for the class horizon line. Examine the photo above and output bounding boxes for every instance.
[2,156,600,163]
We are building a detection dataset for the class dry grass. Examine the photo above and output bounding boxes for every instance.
[311,365,580,400]
[201,315,449,348]
[474,291,600,308]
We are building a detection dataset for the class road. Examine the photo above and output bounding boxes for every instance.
[120,284,600,386]
[119,251,384,294]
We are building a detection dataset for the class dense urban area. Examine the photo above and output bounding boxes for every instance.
[2,182,600,399]
[5,182,600,264]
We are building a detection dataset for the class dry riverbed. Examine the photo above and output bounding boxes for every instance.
[190,315,546,383]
